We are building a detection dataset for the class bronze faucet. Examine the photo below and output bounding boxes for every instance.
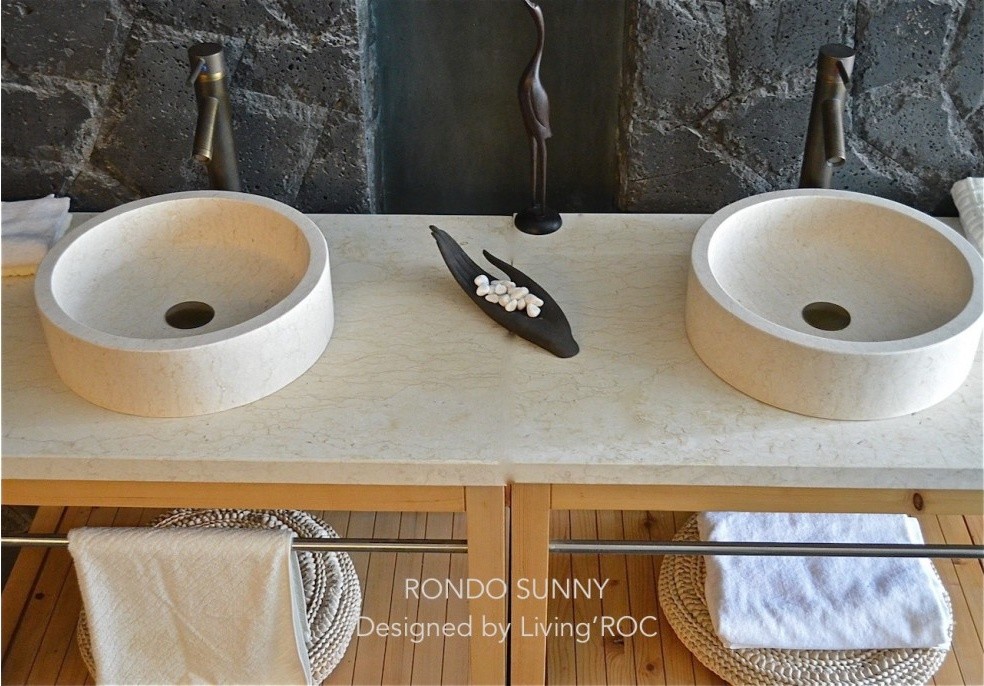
[187,43,241,191]
[799,44,855,189]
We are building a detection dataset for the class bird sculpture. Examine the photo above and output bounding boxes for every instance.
[515,0,563,234]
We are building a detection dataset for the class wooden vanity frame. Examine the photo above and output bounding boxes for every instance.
[5,479,981,685]
[509,483,984,685]
[2,479,508,685]
[5,213,981,685]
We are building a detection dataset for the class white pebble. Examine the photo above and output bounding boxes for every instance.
[474,278,543,316]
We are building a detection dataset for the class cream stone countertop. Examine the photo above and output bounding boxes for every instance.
[2,213,981,489]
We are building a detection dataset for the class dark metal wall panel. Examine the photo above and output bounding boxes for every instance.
[374,0,625,214]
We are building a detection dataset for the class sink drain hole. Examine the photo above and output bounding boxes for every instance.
[802,301,851,331]
[165,301,215,329]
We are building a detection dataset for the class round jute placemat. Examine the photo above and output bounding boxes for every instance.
[77,509,362,685]
[657,515,951,686]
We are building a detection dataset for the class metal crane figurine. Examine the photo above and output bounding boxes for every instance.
[514,0,562,235]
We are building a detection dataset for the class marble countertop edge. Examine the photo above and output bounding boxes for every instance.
[2,212,980,492]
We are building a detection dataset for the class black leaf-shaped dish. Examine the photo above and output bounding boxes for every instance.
[431,225,579,358]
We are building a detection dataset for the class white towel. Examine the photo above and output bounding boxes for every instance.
[68,527,313,685]
[952,177,983,254]
[697,512,952,650]
[1,194,71,276]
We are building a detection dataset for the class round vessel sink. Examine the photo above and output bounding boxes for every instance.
[35,191,333,417]
[685,189,983,420]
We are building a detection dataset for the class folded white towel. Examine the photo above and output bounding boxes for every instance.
[697,512,952,651]
[952,177,983,254]
[68,526,313,685]
[1,194,71,276]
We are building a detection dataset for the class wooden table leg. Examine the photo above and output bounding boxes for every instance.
[466,486,507,684]
[510,484,551,685]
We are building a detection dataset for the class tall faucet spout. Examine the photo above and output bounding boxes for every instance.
[193,96,219,163]
[799,44,855,189]
[821,98,846,166]
[188,43,241,192]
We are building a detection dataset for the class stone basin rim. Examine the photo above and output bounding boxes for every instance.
[689,188,984,356]
[34,190,329,353]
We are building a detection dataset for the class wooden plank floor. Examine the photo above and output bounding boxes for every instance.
[2,509,981,685]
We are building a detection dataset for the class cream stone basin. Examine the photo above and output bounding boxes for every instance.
[34,191,333,417]
[685,189,983,420]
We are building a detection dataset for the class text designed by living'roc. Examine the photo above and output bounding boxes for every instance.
[357,577,660,645]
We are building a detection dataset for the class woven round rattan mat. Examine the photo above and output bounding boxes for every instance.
[657,515,951,686]
[77,509,362,685]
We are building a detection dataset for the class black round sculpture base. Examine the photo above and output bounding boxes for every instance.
[514,205,563,235]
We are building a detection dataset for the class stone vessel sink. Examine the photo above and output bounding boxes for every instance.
[685,189,983,420]
[34,191,333,417]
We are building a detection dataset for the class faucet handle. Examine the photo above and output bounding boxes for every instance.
[835,61,852,88]
[187,56,206,86]
[817,44,855,86]
[187,43,227,85]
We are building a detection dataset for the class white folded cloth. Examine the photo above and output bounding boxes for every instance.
[952,177,983,254]
[1,194,71,276]
[68,526,313,685]
[697,512,952,651]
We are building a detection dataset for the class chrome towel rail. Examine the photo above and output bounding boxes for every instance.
[1,535,468,554]
[3,535,982,558]
[551,539,984,559]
